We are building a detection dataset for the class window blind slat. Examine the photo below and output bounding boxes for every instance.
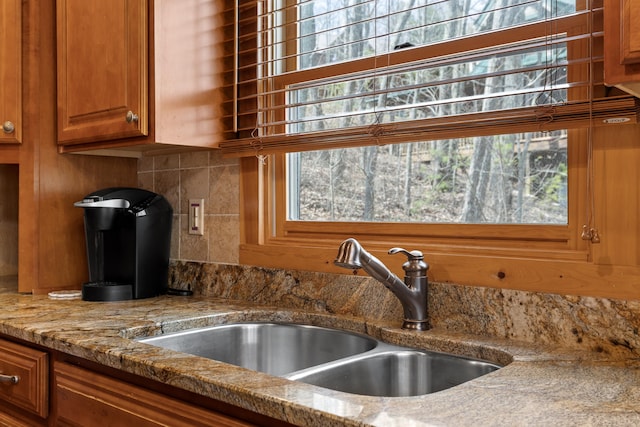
[221,96,640,157]
[224,0,634,157]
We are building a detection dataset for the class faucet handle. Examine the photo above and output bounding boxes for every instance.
[389,247,428,275]
[388,247,423,260]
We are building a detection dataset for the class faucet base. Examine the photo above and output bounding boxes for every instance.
[402,319,430,331]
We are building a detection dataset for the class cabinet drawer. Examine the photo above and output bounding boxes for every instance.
[55,362,252,427]
[0,339,49,418]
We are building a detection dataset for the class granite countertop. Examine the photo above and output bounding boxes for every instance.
[0,287,639,426]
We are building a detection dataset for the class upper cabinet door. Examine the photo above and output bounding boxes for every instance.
[604,0,640,97]
[0,0,22,144]
[56,0,148,145]
[621,0,640,64]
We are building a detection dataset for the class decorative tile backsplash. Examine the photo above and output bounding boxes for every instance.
[137,151,240,264]
[169,260,640,359]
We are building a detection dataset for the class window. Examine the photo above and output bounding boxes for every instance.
[288,131,568,224]
[225,0,638,286]
[281,1,575,225]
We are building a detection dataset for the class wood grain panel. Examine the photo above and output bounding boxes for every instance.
[604,0,640,96]
[621,0,640,64]
[0,165,18,277]
[592,124,640,267]
[55,362,253,427]
[0,0,22,144]
[56,0,233,154]
[56,0,148,143]
[0,339,48,418]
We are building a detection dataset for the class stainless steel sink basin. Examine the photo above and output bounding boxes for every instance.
[286,349,501,397]
[137,323,377,376]
[137,322,502,396]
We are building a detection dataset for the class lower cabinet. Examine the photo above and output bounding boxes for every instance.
[0,338,48,424]
[0,336,293,427]
[54,362,253,427]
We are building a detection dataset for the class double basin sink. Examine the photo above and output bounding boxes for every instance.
[137,322,501,397]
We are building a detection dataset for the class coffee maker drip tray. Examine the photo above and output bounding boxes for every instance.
[82,282,133,302]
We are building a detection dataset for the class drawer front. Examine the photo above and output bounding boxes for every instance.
[55,362,252,427]
[0,338,49,418]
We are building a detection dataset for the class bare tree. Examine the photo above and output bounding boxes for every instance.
[461,0,522,223]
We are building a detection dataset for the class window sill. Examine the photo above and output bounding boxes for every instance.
[239,242,639,300]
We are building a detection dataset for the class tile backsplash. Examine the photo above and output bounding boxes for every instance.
[137,150,240,265]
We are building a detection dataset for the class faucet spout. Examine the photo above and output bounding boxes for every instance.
[335,238,429,330]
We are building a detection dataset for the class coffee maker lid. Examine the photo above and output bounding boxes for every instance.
[74,197,130,209]
[73,187,157,209]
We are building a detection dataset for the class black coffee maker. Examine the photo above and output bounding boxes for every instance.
[74,187,173,301]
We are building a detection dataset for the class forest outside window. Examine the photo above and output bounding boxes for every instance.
[283,0,574,225]
[227,0,637,260]
[288,131,568,224]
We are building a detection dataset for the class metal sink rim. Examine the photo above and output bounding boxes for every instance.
[135,321,503,397]
[136,322,379,376]
[285,344,502,397]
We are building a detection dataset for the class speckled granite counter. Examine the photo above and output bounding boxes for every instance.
[1,265,640,426]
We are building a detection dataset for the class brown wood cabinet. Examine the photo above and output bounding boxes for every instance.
[0,338,48,424]
[604,0,640,97]
[54,362,253,427]
[621,0,640,64]
[0,1,138,295]
[56,0,148,145]
[0,0,22,144]
[56,0,233,156]
[0,334,293,426]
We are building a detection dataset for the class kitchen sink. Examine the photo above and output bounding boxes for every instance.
[287,349,500,397]
[137,322,378,375]
[137,322,502,396]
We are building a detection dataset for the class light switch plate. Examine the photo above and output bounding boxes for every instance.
[188,199,204,235]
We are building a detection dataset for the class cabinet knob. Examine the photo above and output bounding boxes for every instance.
[2,121,15,134]
[126,111,139,123]
[0,373,19,384]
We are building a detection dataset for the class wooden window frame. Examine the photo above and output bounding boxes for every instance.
[235,0,640,300]
[238,128,600,296]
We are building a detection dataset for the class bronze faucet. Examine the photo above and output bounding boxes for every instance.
[335,238,429,330]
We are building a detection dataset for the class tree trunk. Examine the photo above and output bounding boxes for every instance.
[362,146,378,220]
[516,133,532,222]
[462,136,492,222]
[404,144,413,216]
